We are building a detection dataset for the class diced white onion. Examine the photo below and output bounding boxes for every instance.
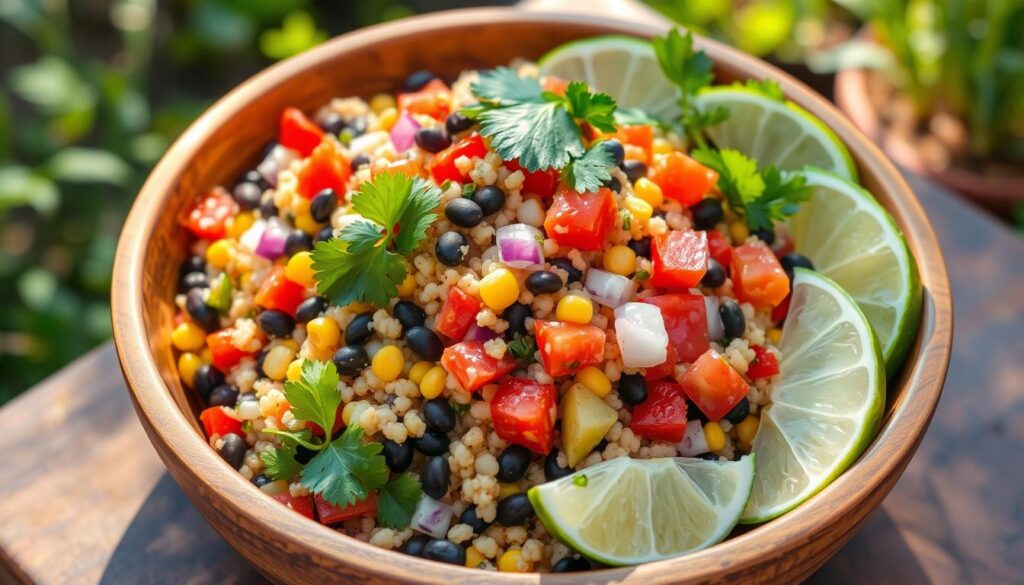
[410,496,452,539]
[257,145,298,187]
[614,302,668,368]
[496,223,544,268]
[516,198,546,227]
[704,297,724,341]
[676,420,710,456]
[240,219,266,253]
[585,268,636,308]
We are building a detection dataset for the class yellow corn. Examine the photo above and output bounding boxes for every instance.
[767,328,783,346]
[735,415,760,452]
[633,177,664,207]
[497,483,521,500]
[286,358,304,382]
[285,251,317,288]
[294,212,322,236]
[199,347,212,363]
[465,546,486,568]
[575,366,612,398]
[205,239,233,270]
[704,421,726,452]
[623,195,653,224]
[377,107,399,132]
[729,220,750,244]
[371,345,404,382]
[342,400,371,426]
[369,93,396,114]
[498,549,531,573]
[652,136,674,155]
[177,352,203,388]
[171,322,207,352]
[227,212,255,239]
[306,317,340,350]
[263,345,295,381]
[419,366,447,399]
[347,301,375,314]
[409,361,433,384]
[556,294,593,325]
[603,245,637,276]
[397,272,417,297]
[478,268,519,312]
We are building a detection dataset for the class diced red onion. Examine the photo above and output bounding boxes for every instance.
[704,297,724,341]
[614,302,668,368]
[496,223,544,268]
[410,496,452,539]
[463,324,499,343]
[390,112,421,153]
[240,219,266,253]
[257,145,298,187]
[585,268,635,308]
[677,420,710,456]
[255,217,289,259]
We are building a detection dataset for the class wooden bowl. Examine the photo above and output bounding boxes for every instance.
[111,8,953,584]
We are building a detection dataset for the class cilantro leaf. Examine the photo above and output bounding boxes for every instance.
[376,472,423,529]
[653,29,714,112]
[507,334,536,361]
[349,172,441,255]
[283,359,341,441]
[261,444,303,481]
[692,147,765,211]
[745,166,811,231]
[562,82,617,132]
[681,105,730,148]
[313,236,406,307]
[614,107,666,128]
[470,67,544,105]
[561,143,615,193]
[477,101,584,172]
[300,425,389,507]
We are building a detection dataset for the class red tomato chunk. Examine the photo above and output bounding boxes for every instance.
[490,378,557,454]
[543,186,617,251]
[731,242,790,308]
[630,380,688,443]
[428,135,488,184]
[746,345,780,379]
[434,287,482,341]
[644,343,677,382]
[534,320,606,378]
[504,159,559,197]
[642,294,709,363]
[273,493,315,520]
[314,493,378,525]
[651,229,709,289]
[440,341,516,392]
[397,79,452,120]
[678,349,749,422]
[296,141,350,200]
[255,266,307,317]
[207,328,256,371]
[616,125,654,165]
[200,406,244,439]
[279,107,324,157]
[181,190,235,241]
[649,151,717,206]
[706,229,733,267]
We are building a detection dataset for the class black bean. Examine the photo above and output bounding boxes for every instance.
[284,230,313,257]
[232,181,263,211]
[604,176,622,193]
[421,455,450,499]
[701,258,727,288]
[549,258,583,284]
[502,302,531,340]
[690,198,724,230]
[393,300,427,332]
[699,452,721,461]
[595,438,609,453]
[241,169,269,191]
[346,117,368,138]
[627,236,652,259]
[459,505,492,535]
[423,399,457,433]
[471,185,506,216]
[602,139,626,167]
[415,127,452,154]
[719,300,746,339]
[445,111,474,135]
[405,326,443,361]
[496,493,534,526]
[382,439,414,473]
[444,198,483,228]
[344,311,375,346]
[724,397,750,425]
[496,444,531,483]
[179,271,208,293]
[295,443,316,464]
[553,556,592,572]
[753,226,775,245]
[295,296,327,324]
[402,70,436,92]
[319,112,347,135]
[350,153,371,171]
[208,384,239,408]
[193,364,225,400]
[258,197,278,220]
[435,231,468,266]
[218,434,246,469]
[686,398,710,423]
[780,253,814,280]
[617,373,648,406]
[621,159,647,183]
[185,289,220,331]
[400,534,431,557]
[255,348,270,379]
[251,474,272,488]
[544,450,573,482]
[413,429,451,456]
[257,309,295,338]
[332,345,369,377]
[181,254,206,275]
[313,225,335,244]
[309,189,338,223]
[525,270,564,295]
[422,539,465,566]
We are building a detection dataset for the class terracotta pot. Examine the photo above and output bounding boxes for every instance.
[111,8,953,585]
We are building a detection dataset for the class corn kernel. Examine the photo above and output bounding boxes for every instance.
[177,352,203,388]
[704,421,726,452]
[342,400,371,426]
[729,220,750,244]
[498,549,531,573]
[497,483,521,500]
[206,239,233,270]
[465,546,486,568]
[767,328,783,346]
[652,136,674,155]
[623,195,653,224]
[420,366,447,399]
[397,272,417,297]
[478,268,519,312]
[556,294,593,324]
[200,348,212,363]
[369,93,396,114]
[294,212,322,236]
[372,345,404,382]
[285,251,317,288]
[276,338,300,352]
[286,358,304,382]
[171,322,207,352]
[575,366,612,398]
[409,361,433,384]
[735,415,760,452]
[377,107,399,132]
[227,212,255,239]
[634,177,664,207]
[347,301,374,314]
[306,317,340,350]
[263,345,295,381]
[603,245,637,276]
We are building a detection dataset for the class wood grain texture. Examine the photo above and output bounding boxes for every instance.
[107,8,953,585]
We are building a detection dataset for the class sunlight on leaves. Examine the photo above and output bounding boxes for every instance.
[260,10,326,60]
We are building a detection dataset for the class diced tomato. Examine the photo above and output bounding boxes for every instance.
[651,229,709,289]
[440,341,516,392]
[772,231,795,257]
[397,79,452,120]
[207,328,256,371]
[490,377,557,454]
[706,229,733,267]
[771,293,791,323]
[255,266,308,316]
[373,157,424,179]
[314,493,378,525]
[616,125,654,165]
[279,107,325,157]
[543,186,617,251]
[428,134,488,184]
[181,190,236,241]
[296,140,350,200]
[533,320,606,378]
[541,75,570,96]
[649,152,718,206]
[644,343,677,381]
[731,241,790,308]
[630,380,688,443]
[677,349,749,422]
[642,294,709,363]
[435,286,482,341]
[747,345,780,379]
[200,406,244,439]
[272,493,315,520]
[504,159,559,197]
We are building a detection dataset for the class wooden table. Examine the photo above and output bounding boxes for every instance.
[1,172,1021,585]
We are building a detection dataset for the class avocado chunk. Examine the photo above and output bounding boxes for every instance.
[561,383,618,467]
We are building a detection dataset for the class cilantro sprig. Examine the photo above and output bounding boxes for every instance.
[312,172,440,307]
[691,147,812,231]
[653,29,727,148]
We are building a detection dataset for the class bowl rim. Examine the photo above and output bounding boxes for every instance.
[112,7,953,584]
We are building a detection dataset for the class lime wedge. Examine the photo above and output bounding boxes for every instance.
[529,455,754,566]
[789,168,922,375]
[692,86,857,180]
[538,36,681,120]
[741,269,883,523]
